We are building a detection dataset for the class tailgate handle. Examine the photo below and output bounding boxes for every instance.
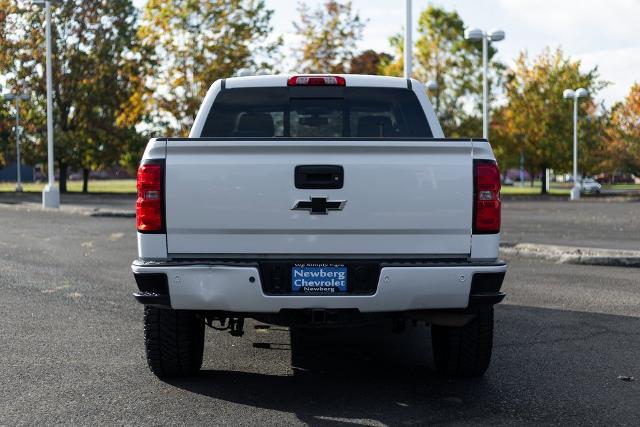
[295,165,344,189]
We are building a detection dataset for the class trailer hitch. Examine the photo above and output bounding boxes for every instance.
[205,315,245,337]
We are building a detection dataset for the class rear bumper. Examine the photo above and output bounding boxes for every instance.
[131,259,506,312]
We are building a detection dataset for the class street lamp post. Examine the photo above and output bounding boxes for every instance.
[4,92,30,192]
[563,88,589,201]
[464,28,506,139]
[404,0,412,79]
[33,0,59,208]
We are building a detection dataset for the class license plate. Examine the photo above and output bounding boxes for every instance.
[291,264,348,293]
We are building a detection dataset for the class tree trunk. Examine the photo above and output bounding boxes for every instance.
[540,166,548,194]
[59,163,68,193]
[82,168,89,193]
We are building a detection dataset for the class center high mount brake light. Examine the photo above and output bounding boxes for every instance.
[287,75,346,86]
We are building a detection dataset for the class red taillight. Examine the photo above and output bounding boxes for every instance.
[474,161,501,234]
[287,75,346,86]
[136,163,163,232]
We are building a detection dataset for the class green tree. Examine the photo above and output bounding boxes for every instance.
[138,0,281,136]
[492,48,607,193]
[293,0,365,74]
[382,6,503,137]
[0,0,147,192]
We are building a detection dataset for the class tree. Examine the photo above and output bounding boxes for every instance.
[0,0,147,192]
[381,33,404,78]
[599,84,640,175]
[382,6,503,137]
[293,0,365,74]
[349,49,391,75]
[491,48,607,193]
[138,0,281,136]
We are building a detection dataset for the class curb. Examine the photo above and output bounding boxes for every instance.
[89,210,135,218]
[0,201,135,218]
[500,243,640,267]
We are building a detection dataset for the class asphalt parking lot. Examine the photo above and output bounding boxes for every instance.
[502,198,640,250]
[1,201,639,425]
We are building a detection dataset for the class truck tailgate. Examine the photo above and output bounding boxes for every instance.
[164,139,473,256]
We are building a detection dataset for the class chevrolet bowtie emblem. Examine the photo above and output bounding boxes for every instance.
[291,197,346,215]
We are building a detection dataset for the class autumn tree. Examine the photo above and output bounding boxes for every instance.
[293,0,365,74]
[491,48,607,193]
[382,6,503,137]
[599,84,640,175]
[381,33,404,78]
[138,0,281,136]
[349,49,392,75]
[0,0,147,192]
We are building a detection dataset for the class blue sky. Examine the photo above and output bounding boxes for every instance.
[134,0,640,107]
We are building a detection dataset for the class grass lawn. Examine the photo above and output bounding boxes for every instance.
[602,183,640,190]
[501,185,569,196]
[0,179,136,194]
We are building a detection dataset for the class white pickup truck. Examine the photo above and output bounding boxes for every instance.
[132,74,506,378]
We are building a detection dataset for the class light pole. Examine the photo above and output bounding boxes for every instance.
[404,0,412,78]
[464,27,505,139]
[4,92,30,192]
[563,88,589,201]
[33,0,59,208]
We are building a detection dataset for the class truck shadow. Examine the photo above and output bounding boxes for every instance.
[167,305,640,425]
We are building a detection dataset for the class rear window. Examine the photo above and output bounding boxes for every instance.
[201,86,432,138]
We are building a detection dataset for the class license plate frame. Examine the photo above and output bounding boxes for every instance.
[291,263,348,294]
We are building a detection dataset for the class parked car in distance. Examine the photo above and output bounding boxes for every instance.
[505,168,530,182]
[581,178,602,194]
[595,173,636,184]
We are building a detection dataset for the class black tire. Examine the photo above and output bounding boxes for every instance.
[143,306,205,378]
[431,305,494,377]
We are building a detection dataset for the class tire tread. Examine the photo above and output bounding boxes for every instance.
[431,305,494,377]
[144,306,204,378]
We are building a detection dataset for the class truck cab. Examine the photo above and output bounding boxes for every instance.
[132,74,506,378]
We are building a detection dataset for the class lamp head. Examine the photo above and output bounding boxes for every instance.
[426,80,439,91]
[563,89,575,99]
[32,0,59,8]
[575,88,589,98]
[464,27,484,41]
[4,92,30,101]
[488,29,505,42]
